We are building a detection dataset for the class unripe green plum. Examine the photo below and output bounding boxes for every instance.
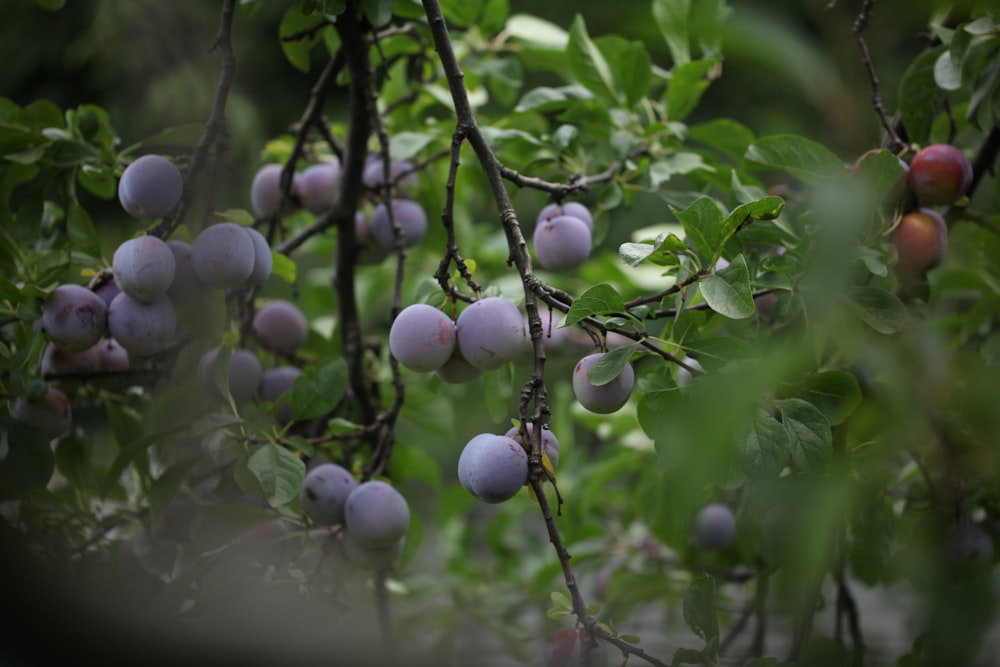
[107,293,177,356]
[192,222,256,289]
[389,304,456,372]
[370,199,428,249]
[533,215,592,272]
[258,365,302,424]
[892,208,948,277]
[908,143,972,205]
[253,300,309,356]
[537,201,593,231]
[250,163,286,217]
[300,463,358,526]
[12,387,72,440]
[693,503,736,549]
[544,628,609,667]
[243,227,273,287]
[295,161,341,214]
[112,235,176,302]
[459,434,528,503]
[572,353,634,414]
[343,532,405,571]
[456,297,526,370]
[118,154,183,221]
[343,480,410,548]
[197,346,263,403]
[505,423,560,470]
[41,284,108,352]
[435,346,484,384]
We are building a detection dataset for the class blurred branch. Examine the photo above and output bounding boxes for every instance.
[852,0,906,153]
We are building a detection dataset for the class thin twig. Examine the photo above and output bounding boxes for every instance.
[853,0,906,152]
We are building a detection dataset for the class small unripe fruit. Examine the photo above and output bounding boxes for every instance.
[118,155,183,221]
[112,235,176,302]
[693,503,736,549]
[389,304,456,372]
[192,223,256,289]
[892,208,948,277]
[41,284,108,352]
[300,463,358,526]
[456,297,526,371]
[908,143,973,205]
[572,353,634,414]
[12,387,72,440]
[343,481,410,548]
[533,215,592,272]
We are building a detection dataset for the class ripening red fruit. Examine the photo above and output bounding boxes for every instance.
[892,208,948,277]
[850,148,909,201]
[908,144,973,205]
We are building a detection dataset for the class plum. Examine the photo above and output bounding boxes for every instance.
[544,627,609,667]
[112,235,176,302]
[343,532,405,571]
[12,386,72,440]
[41,284,108,352]
[250,163,286,217]
[107,293,176,356]
[572,353,634,414]
[908,143,973,205]
[435,346,484,384]
[456,297,526,371]
[370,199,428,249]
[505,423,560,470]
[946,524,994,567]
[458,434,528,503]
[258,365,303,424]
[343,480,410,548]
[165,240,201,305]
[300,463,358,526]
[243,227,273,287]
[118,154,183,221]
[892,208,948,278]
[191,222,256,289]
[93,277,121,309]
[362,156,418,192]
[537,201,594,231]
[41,341,101,380]
[389,304,456,372]
[295,161,341,214]
[533,215,592,272]
[197,346,263,403]
[253,300,309,356]
[693,503,736,549]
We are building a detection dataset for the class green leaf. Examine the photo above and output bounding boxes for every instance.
[844,286,907,334]
[683,335,759,372]
[563,283,626,326]
[270,251,296,283]
[361,0,393,26]
[934,50,962,91]
[588,344,639,386]
[217,208,254,227]
[740,409,789,478]
[670,647,709,666]
[189,501,275,552]
[389,131,436,160]
[596,35,653,107]
[279,2,327,73]
[699,254,755,319]
[46,139,100,166]
[290,359,347,421]
[688,118,755,161]
[683,573,719,643]
[782,370,862,426]
[505,14,568,49]
[667,59,719,122]
[246,442,306,507]
[853,149,906,203]
[653,0,691,65]
[0,422,54,500]
[66,200,101,258]
[899,46,946,144]
[745,134,846,184]
[672,196,724,261]
[567,15,621,105]
[649,153,711,189]
[775,398,832,471]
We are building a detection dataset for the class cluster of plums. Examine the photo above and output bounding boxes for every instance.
[299,463,410,570]
[856,143,973,282]
[250,156,427,260]
[532,202,593,272]
[458,424,560,503]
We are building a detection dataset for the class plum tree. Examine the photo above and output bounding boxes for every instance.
[458,434,528,503]
[537,201,594,231]
[253,300,309,356]
[572,353,635,414]
[250,162,286,217]
[908,143,973,205]
[388,303,456,372]
[505,423,560,470]
[892,208,948,278]
[343,532,405,571]
[12,386,72,440]
[40,284,108,352]
[243,227,273,287]
[370,199,428,249]
[300,463,358,526]
[258,365,302,424]
[455,296,526,370]
[191,222,256,289]
[343,480,410,548]
[533,215,592,272]
[544,627,609,667]
[693,503,736,550]
[295,161,341,214]
[118,154,184,221]
[112,235,177,302]
[434,346,483,384]
[197,346,263,403]
[106,293,177,357]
